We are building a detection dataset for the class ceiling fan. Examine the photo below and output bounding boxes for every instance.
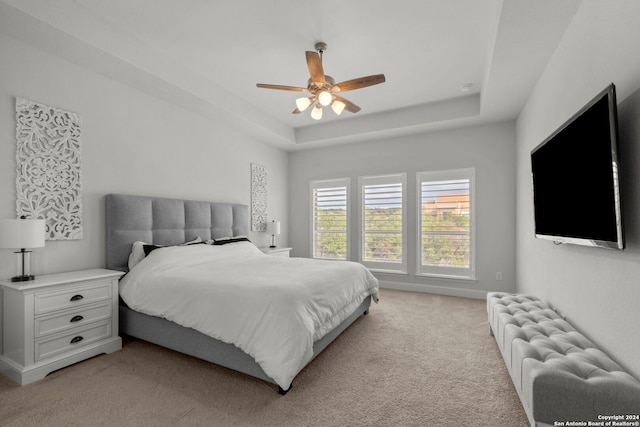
[256,42,386,120]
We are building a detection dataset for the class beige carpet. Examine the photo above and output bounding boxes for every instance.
[0,289,528,427]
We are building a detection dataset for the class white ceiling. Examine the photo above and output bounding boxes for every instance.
[0,0,582,150]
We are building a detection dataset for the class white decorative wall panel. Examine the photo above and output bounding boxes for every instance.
[251,163,267,231]
[15,98,83,240]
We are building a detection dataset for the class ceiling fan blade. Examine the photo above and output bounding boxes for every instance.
[305,51,325,85]
[333,95,361,113]
[292,108,303,114]
[256,83,308,92]
[332,74,386,92]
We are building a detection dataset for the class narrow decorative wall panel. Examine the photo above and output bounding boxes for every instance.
[15,97,83,240]
[251,163,267,231]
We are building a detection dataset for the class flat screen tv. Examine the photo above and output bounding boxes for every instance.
[531,83,623,250]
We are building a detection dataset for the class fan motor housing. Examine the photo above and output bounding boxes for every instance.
[314,42,327,53]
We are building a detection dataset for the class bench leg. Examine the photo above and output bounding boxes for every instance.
[278,383,292,395]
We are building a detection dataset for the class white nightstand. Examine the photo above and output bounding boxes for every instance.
[0,268,124,385]
[259,247,292,257]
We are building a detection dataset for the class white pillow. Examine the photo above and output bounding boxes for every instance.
[127,241,149,271]
[127,236,201,270]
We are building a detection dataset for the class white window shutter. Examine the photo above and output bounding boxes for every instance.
[311,179,349,260]
[418,168,475,279]
[360,174,406,272]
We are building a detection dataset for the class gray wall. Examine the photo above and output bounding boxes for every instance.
[0,33,288,279]
[289,122,517,298]
[515,0,640,379]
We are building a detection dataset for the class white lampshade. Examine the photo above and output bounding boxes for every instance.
[266,221,281,235]
[331,100,346,115]
[318,91,332,106]
[296,97,313,112]
[0,219,46,249]
[311,104,323,120]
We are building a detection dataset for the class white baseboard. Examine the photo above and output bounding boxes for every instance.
[379,279,488,300]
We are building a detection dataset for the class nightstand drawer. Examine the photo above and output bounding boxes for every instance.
[268,250,290,257]
[35,320,112,362]
[34,282,112,315]
[260,247,292,257]
[34,302,112,338]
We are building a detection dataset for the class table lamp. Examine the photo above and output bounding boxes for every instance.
[266,220,281,248]
[0,217,46,282]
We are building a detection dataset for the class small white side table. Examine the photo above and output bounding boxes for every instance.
[259,247,292,257]
[0,268,124,385]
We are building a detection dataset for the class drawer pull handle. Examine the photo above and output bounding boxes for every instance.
[70,315,84,323]
[70,336,84,344]
[70,294,84,302]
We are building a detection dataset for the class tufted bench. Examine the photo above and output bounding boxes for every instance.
[487,292,640,427]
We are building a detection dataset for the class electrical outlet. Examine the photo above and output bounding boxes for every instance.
[496,272,503,281]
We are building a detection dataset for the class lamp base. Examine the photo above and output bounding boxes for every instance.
[11,275,35,282]
[13,249,35,283]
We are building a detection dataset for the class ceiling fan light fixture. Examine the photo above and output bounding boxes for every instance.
[318,90,333,106]
[311,104,323,120]
[296,96,313,112]
[256,42,385,120]
[331,100,346,115]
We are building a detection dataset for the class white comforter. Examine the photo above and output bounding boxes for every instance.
[119,242,379,390]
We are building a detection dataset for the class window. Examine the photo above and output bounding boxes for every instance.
[359,174,406,272]
[417,168,475,279]
[311,179,349,260]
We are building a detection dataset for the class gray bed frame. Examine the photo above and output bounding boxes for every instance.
[105,193,371,394]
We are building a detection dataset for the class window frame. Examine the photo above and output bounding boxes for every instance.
[358,173,407,273]
[310,178,350,261]
[416,168,476,280]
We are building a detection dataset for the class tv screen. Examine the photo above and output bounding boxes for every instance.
[530,83,623,250]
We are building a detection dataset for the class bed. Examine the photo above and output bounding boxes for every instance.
[105,193,378,394]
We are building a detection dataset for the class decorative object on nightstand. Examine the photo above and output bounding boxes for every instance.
[260,247,292,258]
[266,220,281,248]
[0,268,124,385]
[0,217,46,282]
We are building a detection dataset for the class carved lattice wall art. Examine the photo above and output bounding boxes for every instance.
[251,163,267,232]
[15,97,83,240]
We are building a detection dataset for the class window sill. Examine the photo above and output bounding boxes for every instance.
[369,269,408,276]
[415,273,477,283]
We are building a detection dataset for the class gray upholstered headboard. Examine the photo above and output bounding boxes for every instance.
[106,194,249,272]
